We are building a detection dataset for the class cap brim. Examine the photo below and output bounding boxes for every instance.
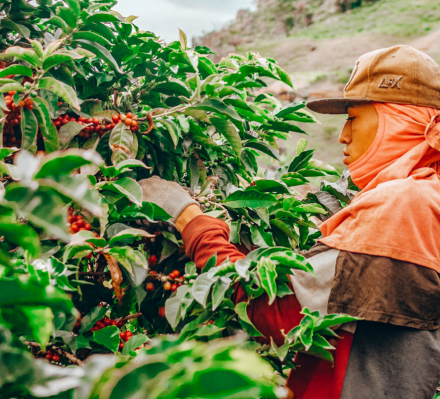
[306,98,372,114]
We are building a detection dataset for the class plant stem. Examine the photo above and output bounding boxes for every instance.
[25,341,84,366]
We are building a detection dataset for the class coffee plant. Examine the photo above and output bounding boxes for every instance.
[0,1,358,398]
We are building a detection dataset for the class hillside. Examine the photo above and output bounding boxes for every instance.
[195,0,440,169]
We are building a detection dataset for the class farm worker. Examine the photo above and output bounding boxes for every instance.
[139,45,440,399]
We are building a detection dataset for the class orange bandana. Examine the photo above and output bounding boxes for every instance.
[319,103,440,272]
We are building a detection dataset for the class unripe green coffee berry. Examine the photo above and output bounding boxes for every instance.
[30,91,37,98]
[24,82,31,88]
[189,279,195,284]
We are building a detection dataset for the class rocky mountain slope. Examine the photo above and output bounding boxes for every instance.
[195,0,440,169]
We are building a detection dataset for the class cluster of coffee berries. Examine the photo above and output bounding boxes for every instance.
[2,91,35,147]
[119,330,133,350]
[53,113,117,139]
[90,317,125,332]
[111,112,139,132]
[45,349,61,363]
[67,207,97,235]
[146,269,185,293]
[162,270,184,292]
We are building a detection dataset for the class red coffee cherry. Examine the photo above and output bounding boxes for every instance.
[148,254,157,267]
[146,282,155,292]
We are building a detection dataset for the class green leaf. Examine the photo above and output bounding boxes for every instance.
[165,285,191,329]
[72,31,112,46]
[21,107,38,151]
[0,148,16,161]
[198,56,218,77]
[43,54,75,71]
[212,277,231,311]
[108,247,148,281]
[0,65,33,78]
[39,77,80,110]
[257,257,277,305]
[63,243,93,263]
[5,46,41,68]
[46,16,68,33]
[122,333,148,355]
[315,314,361,331]
[58,121,90,149]
[0,82,25,94]
[152,81,190,98]
[187,154,199,191]
[291,204,327,214]
[1,19,30,38]
[288,149,315,173]
[296,138,308,155]
[195,46,217,55]
[36,149,103,178]
[85,12,122,24]
[109,122,136,164]
[270,251,316,276]
[93,326,119,352]
[202,253,217,274]
[192,273,219,307]
[178,28,188,50]
[72,39,123,73]
[102,159,149,178]
[306,342,335,364]
[244,141,280,161]
[40,174,102,216]
[274,63,293,88]
[235,302,262,337]
[270,337,290,361]
[160,119,180,149]
[306,159,339,176]
[0,222,40,259]
[109,228,154,246]
[65,0,81,16]
[30,41,44,60]
[4,185,70,241]
[186,99,243,126]
[0,277,72,314]
[223,189,278,209]
[211,117,242,156]
[102,177,143,206]
[275,102,306,118]
[56,7,78,28]
[80,305,107,334]
[22,306,53,349]
[32,98,59,153]
[252,180,290,194]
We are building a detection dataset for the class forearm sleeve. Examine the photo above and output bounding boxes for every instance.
[182,215,305,346]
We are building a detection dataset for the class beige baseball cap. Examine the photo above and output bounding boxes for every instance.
[306,45,440,114]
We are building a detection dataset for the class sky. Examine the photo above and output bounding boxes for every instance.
[113,0,256,45]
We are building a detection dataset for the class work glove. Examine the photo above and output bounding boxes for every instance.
[137,176,200,224]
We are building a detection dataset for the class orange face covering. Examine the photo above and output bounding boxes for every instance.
[319,103,440,272]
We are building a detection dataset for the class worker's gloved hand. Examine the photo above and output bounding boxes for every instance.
[137,176,200,224]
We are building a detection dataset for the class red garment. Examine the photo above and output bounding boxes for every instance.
[182,215,354,398]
